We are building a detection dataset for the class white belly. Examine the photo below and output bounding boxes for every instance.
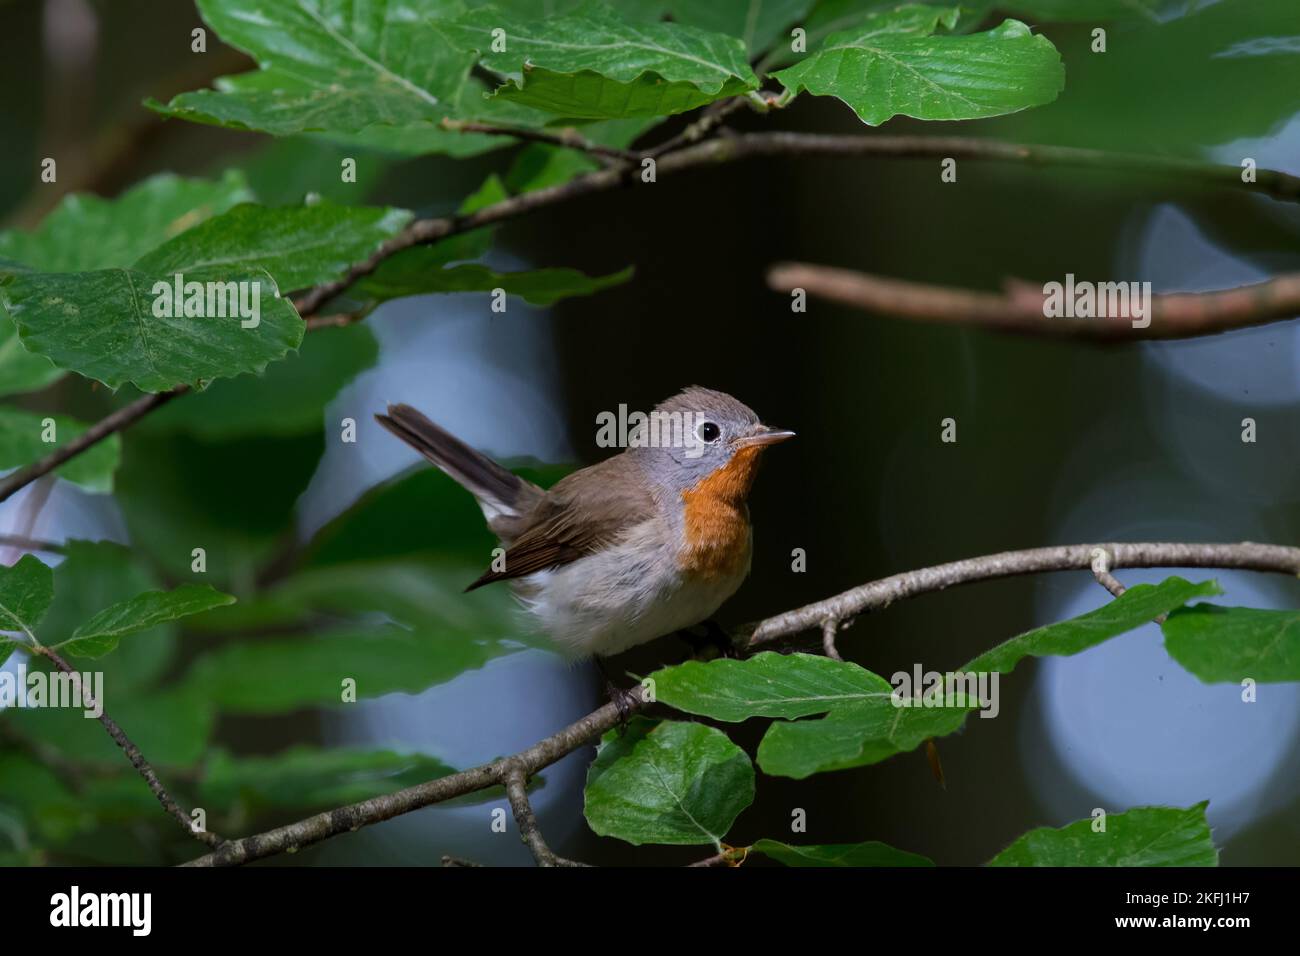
[512,519,751,658]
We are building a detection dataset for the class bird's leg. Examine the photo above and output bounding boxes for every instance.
[677,618,737,660]
[594,656,633,732]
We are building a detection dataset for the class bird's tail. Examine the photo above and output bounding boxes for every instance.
[375,403,542,533]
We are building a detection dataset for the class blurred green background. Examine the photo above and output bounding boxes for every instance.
[1,0,1298,866]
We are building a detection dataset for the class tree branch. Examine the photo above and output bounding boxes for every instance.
[4,131,1294,508]
[504,764,588,867]
[183,686,645,866]
[440,117,638,163]
[33,645,222,848]
[740,541,1300,650]
[767,264,1300,340]
[0,388,187,505]
[182,540,1298,867]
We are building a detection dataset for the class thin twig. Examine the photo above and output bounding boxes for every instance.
[1089,546,1127,598]
[504,764,588,867]
[5,132,1296,508]
[821,618,843,661]
[741,541,1300,649]
[767,264,1300,340]
[0,388,187,505]
[183,686,645,866]
[34,646,222,848]
[182,540,1299,867]
[441,117,638,162]
[0,533,65,555]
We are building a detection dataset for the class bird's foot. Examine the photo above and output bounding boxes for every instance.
[595,657,634,734]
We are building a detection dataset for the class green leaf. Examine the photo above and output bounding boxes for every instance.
[150,0,479,141]
[446,2,759,118]
[199,746,456,811]
[752,837,934,867]
[758,693,977,778]
[773,16,1064,125]
[37,540,177,692]
[0,313,62,398]
[988,803,1218,866]
[360,261,634,306]
[669,0,814,56]
[6,683,214,767]
[964,577,1222,674]
[57,584,235,658]
[1000,0,1161,23]
[0,407,122,492]
[140,323,379,439]
[114,430,323,586]
[0,554,53,643]
[652,651,894,720]
[134,201,412,294]
[2,267,303,392]
[179,562,528,712]
[1162,605,1300,683]
[653,652,981,779]
[583,716,754,847]
[0,171,252,273]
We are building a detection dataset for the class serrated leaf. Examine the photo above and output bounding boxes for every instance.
[669,0,814,56]
[752,837,934,867]
[1162,604,1300,683]
[0,313,62,398]
[199,746,457,810]
[963,577,1222,674]
[37,540,177,692]
[360,261,633,305]
[57,584,236,658]
[3,267,303,392]
[446,2,758,118]
[583,716,754,847]
[757,693,977,778]
[0,407,122,492]
[773,17,1064,125]
[0,554,52,642]
[141,323,379,439]
[150,0,478,140]
[654,652,981,779]
[988,803,1218,866]
[135,201,412,295]
[652,651,894,721]
[0,171,252,273]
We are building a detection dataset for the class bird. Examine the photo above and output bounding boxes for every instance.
[374,386,793,660]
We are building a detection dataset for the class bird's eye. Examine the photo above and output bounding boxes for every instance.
[698,421,721,443]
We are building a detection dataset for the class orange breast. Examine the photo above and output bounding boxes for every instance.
[678,445,762,579]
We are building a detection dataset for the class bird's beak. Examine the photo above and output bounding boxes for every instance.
[735,424,796,448]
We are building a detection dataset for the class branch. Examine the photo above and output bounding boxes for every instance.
[767,264,1300,340]
[33,646,222,848]
[440,117,638,163]
[504,764,588,867]
[740,541,1300,649]
[0,388,187,505]
[182,539,1299,866]
[183,686,645,866]
[6,131,1296,506]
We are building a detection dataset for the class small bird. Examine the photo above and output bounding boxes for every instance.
[375,387,793,659]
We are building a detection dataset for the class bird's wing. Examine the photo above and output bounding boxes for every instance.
[464,454,657,591]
